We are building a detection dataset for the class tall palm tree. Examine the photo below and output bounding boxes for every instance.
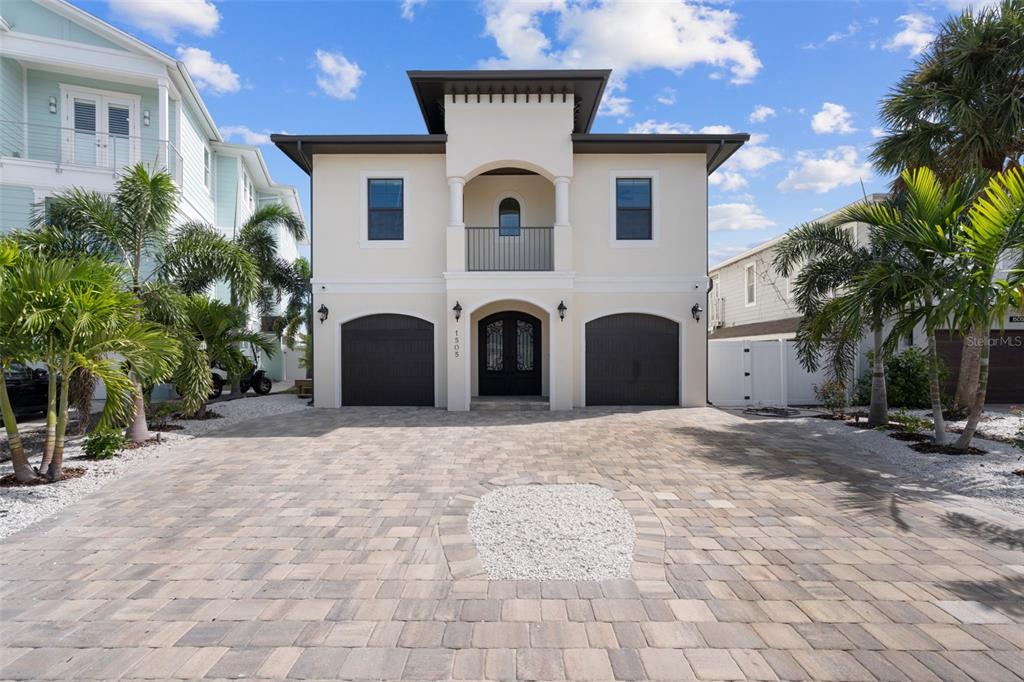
[0,240,36,483]
[844,168,981,444]
[871,0,1024,409]
[773,202,904,427]
[277,257,312,373]
[27,164,260,442]
[942,168,1024,448]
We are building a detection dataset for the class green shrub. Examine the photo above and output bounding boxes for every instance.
[83,430,126,460]
[854,346,933,409]
[814,379,848,417]
[145,400,179,430]
[888,408,932,434]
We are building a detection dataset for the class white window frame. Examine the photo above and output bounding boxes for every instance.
[360,170,409,248]
[609,170,660,248]
[203,147,211,189]
[744,262,756,306]
[59,84,141,167]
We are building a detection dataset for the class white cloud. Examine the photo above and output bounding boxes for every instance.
[656,87,677,106]
[220,125,271,145]
[811,102,857,134]
[314,50,364,100]
[599,95,632,118]
[944,0,1000,11]
[709,203,775,231]
[709,243,758,264]
[778,146,873,193]
[884,14,936,57]
[629,120,691,134]
[804,21,861,49]
[479,0,761,113]
[108,0,219,41]
[708,171,748,191]
[731,134,784,172]
[401,0,427,20]
[177,47,240,94]
[748,105,776,123]
[870,127,886,138]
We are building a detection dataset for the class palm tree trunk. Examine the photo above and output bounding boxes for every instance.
[867,324,888,427]
[926,332,947,445]
[70,368,95,436]
[46,374,70,482]
[953,330,982,413]
[124,381,151,444]
[39,370,57,473]
[0,374,36,483]
[955,330,990,450]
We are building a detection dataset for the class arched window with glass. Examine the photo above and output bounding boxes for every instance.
[498,197,521,236]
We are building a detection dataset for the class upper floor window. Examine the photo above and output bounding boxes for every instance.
[745,263,756,306]
[203,148,211,189]
[367,178,404,240]
[615,177,652,240]
[498,197,521,236]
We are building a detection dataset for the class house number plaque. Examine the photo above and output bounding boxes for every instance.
[453,328,461,358]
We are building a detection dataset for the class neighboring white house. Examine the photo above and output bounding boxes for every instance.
[274,69,748,410]
[0,0,305,380]
[708,194,1023,406]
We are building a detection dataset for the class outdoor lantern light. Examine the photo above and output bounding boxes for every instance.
[691,303,703,323]
[317,304,329,323]
[48,96,57,114]
[558,300,567,321]
[143,110,151,126]
[453,301,463,321]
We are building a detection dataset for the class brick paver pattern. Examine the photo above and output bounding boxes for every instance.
[1,406,1022,680]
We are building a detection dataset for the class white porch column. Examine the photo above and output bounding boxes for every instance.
[156,79,169,168]
[446,176,466,272]
[553,176,572,271]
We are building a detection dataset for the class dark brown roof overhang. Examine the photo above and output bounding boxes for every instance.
[407,69,611,135]
[271,134,447,174]
[572,133,749,174]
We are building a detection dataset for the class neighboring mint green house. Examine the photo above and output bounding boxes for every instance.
[0,0,306,381]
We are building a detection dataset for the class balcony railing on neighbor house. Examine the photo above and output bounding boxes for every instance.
[710,296,724,328]
[0,120,182,185]
[466,226,553,272]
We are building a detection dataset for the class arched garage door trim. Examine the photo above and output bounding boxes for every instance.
[582,312,682,406]
[339,311,436,403]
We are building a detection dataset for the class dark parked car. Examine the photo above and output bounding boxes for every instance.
[2,364,51,422]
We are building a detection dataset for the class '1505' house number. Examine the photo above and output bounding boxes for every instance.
[453,329,461,358]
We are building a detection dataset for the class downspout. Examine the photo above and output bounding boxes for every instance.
[298,140,314,405]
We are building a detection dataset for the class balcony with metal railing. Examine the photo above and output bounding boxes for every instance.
[466,226,554,271]
[0,119,182,185]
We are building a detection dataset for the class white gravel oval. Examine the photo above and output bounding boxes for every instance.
[469,483,636,581]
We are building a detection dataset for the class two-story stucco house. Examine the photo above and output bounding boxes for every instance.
[0,0,305,380]
[274,70,747,411]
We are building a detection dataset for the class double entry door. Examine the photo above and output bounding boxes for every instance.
[62,88,138,169]
[478,312,542,396]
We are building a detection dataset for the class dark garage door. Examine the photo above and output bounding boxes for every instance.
[586,313,679,405]
[342,314,434,406]
[936,331,1024,403]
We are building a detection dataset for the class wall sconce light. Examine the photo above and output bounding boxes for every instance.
[453,301,463,321]
[143,110,151,126]
[317,304,329,323]
[557,300,567,321]
[48,96,57,114]
[691,303,703,323]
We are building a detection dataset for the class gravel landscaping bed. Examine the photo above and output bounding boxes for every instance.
[0,394,310,539]
[786,414,1024,517]
[469,483,636,581]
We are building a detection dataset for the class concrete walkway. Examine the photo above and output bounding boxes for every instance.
[1,407,1021,680]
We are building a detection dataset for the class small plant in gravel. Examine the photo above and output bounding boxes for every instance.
[145,400,180,430]
[814,379,848,418]
[82,430,127,460]
[889,409,932,434]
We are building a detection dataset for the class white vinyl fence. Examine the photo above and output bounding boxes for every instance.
[709,338,829,407]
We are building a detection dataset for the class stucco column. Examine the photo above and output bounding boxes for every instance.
[157,79,169,168]
[553,176,572,271]
[446,293,469,411]
[446,176,466,273]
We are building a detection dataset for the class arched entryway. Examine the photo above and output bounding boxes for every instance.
[478,311,542,396]
[585,313,679,406]
[341,314,434,406]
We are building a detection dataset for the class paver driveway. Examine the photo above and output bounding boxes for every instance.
[2,407,1023,681]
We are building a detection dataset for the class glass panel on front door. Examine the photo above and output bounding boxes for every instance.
[485,321,503,371]
[516,320,534,371]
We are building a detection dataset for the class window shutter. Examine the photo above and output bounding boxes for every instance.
[73,100,96,132]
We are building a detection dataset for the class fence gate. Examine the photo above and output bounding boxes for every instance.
[709,338,827,407]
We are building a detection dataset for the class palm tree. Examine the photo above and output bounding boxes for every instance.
[276,257,312,375]
[27,164,260,442]
[773,203,904,427]
[871,0,1024,410]
[179,297,275,416]
[844,168,981,445]
[0,240,37,483]
[942,168,1024,448]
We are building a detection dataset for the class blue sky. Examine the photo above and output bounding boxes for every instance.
[78,0,979,263]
